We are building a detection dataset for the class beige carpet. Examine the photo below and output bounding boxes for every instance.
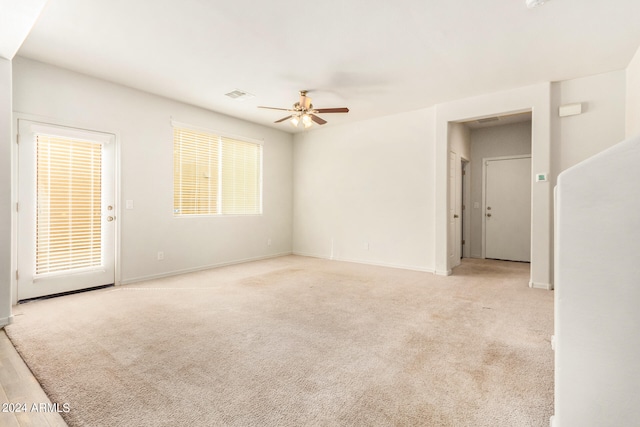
[6,256,553,426]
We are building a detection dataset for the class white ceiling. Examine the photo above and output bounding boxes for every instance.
[0,0,47,59]
[12,0,640,133]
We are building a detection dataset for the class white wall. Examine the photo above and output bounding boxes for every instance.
[627,45,640,138]
[449,122,471,160]
[292,108,437,271]
[8,56,631,306]
[551,70,626,177]
[0,58,13,326]
[12,57,293,287]
[293,72,624,286]
[469,121,532,258]
[554,135,640,426]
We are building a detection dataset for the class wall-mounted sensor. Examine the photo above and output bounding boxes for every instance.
[536,173,548,182]
[559,103,582,117]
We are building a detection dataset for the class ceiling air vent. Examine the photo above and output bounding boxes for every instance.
[477,117,500,124]
[225,89,255,101]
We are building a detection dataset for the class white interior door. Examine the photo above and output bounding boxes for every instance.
[484,156,531,262]
[17,120,116,300]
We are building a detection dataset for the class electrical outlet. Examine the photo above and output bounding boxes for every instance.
[157,251,164,260]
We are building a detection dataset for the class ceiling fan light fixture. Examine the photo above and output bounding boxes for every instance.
[302,114,313,128]
[259,90,349,127]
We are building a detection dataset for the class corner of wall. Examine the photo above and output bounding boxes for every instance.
[1,57,13,323]
[549,81,562,186]
[0,315,14,328]
[626,44,640,138]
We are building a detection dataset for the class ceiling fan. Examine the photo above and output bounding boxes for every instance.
[258,90,349,128]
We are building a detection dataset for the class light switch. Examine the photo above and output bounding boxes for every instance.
[126,200,134,209]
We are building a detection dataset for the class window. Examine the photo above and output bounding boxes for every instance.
[173,124,262,216]
[36,134,103,274]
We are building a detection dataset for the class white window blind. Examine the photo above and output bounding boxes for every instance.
[36,135,103,274]
[173,126,262,216]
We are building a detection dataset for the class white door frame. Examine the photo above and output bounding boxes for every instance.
[461,158,470,259]
[448,151,470,269]
[12,114,121,304]
[448,151,458,269]
[481,154,531,259]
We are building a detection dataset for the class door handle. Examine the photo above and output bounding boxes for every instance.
[486,213,492,217]
[454,214,459,218]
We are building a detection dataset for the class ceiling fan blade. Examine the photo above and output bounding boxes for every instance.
[313,107,349,114]
[258,106,292,111]
[274,115,293,123]
[310,114,327,125]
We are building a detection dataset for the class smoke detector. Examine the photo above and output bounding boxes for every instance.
[526,0,549,8]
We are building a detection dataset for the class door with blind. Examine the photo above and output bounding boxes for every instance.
[17,120,116,300]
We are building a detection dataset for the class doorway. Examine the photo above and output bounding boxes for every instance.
[452,112,532,267]
[17,120,117,300]
[437,95,550,287]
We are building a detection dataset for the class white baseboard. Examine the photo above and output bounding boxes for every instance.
[120,252,293,285]
[0,315,14,328]
[435,269,452,276]
[529,281,554,290]
[292,251,436,273]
